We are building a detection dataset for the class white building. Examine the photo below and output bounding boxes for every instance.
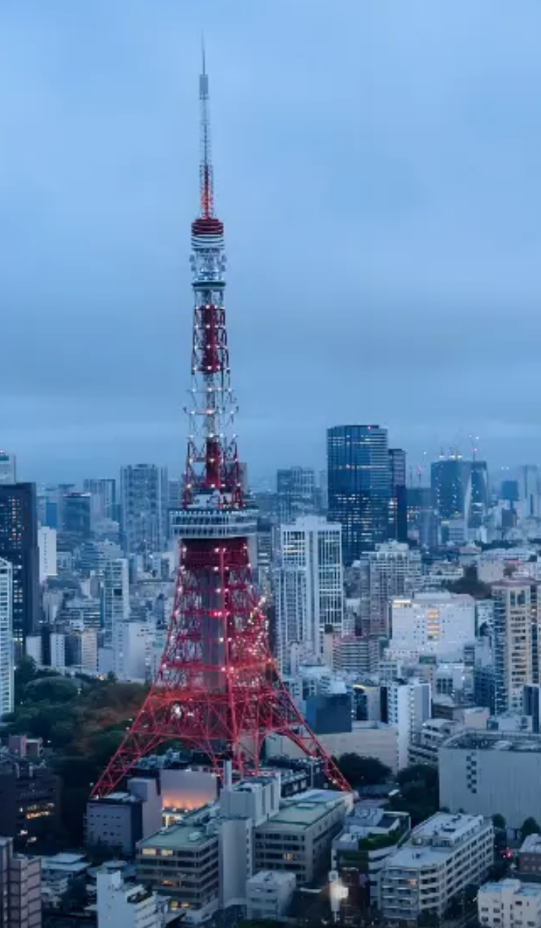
[275,517,344,672]
[493,580,541,713]
[439,731,541,829]
[102,558,129,646]
[246,871,296,921]
[113,621,148,682]
[390,591,475,659]
[478,879,541,928]
[386,680,431,769]
[0,558,13,716]
[381,813,493,922]
[96,868,165,928]
[0,451,16,484]
[359,542,422,637]
[66,628,98,674]
[38,527,57,583]
[49,633,65,672]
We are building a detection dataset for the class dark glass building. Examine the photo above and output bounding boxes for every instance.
[407,486,438,548]
[467,460,489,529]
[63,491,92,541]
[327,425,391,565]
[388,448,407,543]
[0,483,40,655]
[431,457,468,521]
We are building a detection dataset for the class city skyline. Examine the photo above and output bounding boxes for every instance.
[3,2,541,480]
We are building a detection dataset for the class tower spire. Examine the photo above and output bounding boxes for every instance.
[199,38,213,219]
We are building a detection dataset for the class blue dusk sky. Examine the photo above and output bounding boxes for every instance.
[1,1,541,484]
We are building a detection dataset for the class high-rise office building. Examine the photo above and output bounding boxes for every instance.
[101,558,130,646]
[466,460,489,529]
[0,484,40,656]
[0,558,13,717]
[521,465,540,518]
[431,456,468,521]
[359,541,422,637]
[493,579,541,714]
[83,478,117,523]
[276,467,317,523]
[62,491,92,541]
[275,517,344,672]
[407,487,438,548]
[120,465,169,555]
[388,449,407,543]
[37,528,57,584]
[327,425,391,565]
[0,453,16,486]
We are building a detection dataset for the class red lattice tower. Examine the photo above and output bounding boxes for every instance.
[92,55,349,797]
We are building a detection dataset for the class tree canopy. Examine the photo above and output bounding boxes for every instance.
[521,817,541,840]
[336,753,390,787]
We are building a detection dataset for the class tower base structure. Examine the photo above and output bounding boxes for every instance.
[92,533,350,797]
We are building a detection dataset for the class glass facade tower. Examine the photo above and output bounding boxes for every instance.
[327,425,391,565]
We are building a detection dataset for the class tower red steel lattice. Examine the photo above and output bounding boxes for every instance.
[92,56,350,797]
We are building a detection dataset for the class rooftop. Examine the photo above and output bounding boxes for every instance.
[248,870,296,887]
[138,823,217,852]
[257,796,343,833]
[521,834,541,854]
[480,879,541,898]
[384,814,490,871]
[443,731,541,754]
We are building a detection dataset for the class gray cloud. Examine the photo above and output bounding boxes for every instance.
[1,0,541,482]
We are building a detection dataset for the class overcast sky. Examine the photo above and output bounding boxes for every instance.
[1,1,541,485]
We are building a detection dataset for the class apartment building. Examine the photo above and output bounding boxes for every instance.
[478,879,541,928]
[381,813,493,922]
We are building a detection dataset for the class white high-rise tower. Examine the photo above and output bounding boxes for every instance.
[275,516,344,672]
[0,558,14,717]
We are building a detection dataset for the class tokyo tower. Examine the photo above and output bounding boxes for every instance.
[92,55,349,797]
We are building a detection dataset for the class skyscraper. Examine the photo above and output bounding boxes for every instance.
[0,559,13,717]
[431,456,467,521]
[388,448,407,543]
[0,484,40,656]
[101,558,130,646]
[275,516,344,673]
[0,453,16,486]
[520,465,540,518]
[120,465,169,555]
[327,425,391,564]
[63,491,92,541]
[466,461,489,529]
[407,487,438,548]
[83,478,118,522]
[493,579,541,714]
[276,467,317,522]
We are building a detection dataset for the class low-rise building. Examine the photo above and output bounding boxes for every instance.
[246,870,296,921]
[254,791,347,884]
[0,837,42,928]
[439,731,541,830]
[381,813,493,922]
[86,778,161,854]
[96,867,167,928]
[136,821,220,923]
[0,748,60,848]
[519,834,541,878]
[332,808,410,918]
[478,879,541,928]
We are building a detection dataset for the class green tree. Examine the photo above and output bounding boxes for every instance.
[337,754,390,787]
[521,817,541,840]
[23,676,78,704]
[493,813,506,831]
[398,764,439,791]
